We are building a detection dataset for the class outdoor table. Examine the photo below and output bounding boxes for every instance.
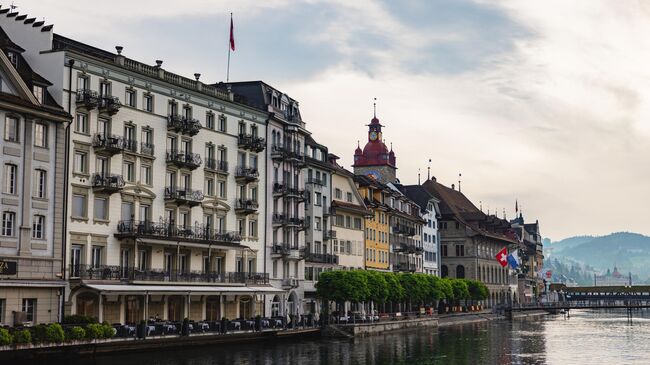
[261,319,270,328]
[246,320,255,329]
[163,324,176,333]
[125,325,136,336]
[147,325,155,336]
[232,321,241,330]
[198,322,209,331]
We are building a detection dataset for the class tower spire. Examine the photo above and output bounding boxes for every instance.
[458,173,462,193]
[427,159,431,180]
[373,97,377,118]
[418,168,421,185]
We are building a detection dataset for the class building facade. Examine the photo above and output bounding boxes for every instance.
[226,81,309,318]
[398,185,441,275]
[1,16,283,324]
[0,27,70,325]
[423,178,519,307]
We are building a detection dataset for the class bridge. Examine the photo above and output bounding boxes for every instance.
[503,285,650,317]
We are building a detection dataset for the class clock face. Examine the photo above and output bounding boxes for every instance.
[369,131,378,141]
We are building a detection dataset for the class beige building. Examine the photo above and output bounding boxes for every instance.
[0,27,70,325]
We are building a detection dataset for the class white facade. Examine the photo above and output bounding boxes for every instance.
[421,199,440,276]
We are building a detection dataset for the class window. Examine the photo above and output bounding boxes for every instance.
[345,216,351,228]
[141,164,152,185]
[77,75,88,91]
[33,85,44,103]
[315,192,322,206]
[125,89,136,107]
[140,204,150,221]
[2,211,15,236]
[91,246,102,268]
[72,194,87,218]
[218,180,226,198]
[138,250,148,270]
[4,116,18,142]
[34,123,47,148]
[34,169,47,198]
[251,186,258,202]
[122,202,134,221]
[22,299,36,323]
[346,192,353,202]
[455,244,465,257]
[354,217,362,230]
[4,164,17,194]
[99,81,111,97]
[74,151,87,174]
[123,161,135,182]
[183,106,192,119]
[205,177,215,196]
[94,197,108,220]
[32,215,45,239]
[441,245,448,257]
[335,188,342,200]
[143,94,153,112]
[218,115,226,132]
[315,217,321,230]
[237,219,245,236]
[206,113,215,130]
[249,220,257,237]
[75,113,88,134]
[71,246,82,278]
[7,51,17,66]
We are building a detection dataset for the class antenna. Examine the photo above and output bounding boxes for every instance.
[373,97,377,118]
[427,159,431,180]
[458,173,462,192]
[418,168,421,185]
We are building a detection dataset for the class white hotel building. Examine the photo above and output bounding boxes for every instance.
[0,14,283,324]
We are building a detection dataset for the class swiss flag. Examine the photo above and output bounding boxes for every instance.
[229,16,235,51]
[496,247,508,267]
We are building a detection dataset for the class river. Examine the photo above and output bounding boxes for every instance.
[63,310,650,364]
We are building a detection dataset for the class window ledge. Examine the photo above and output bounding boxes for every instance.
[93,219,110,225]
[71,216,89,223]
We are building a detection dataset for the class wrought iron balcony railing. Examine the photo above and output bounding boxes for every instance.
[205,158,228,174]
[98,96,121,115]
[234,199,259,214]
[235,166,259,181]
[115,220,242,245]
[166,150,202,170]
[238,134,266,152]
[167,115,202,136]
[323,230,337,240]
[69,264,268,284]
[76,89,99,109]
[304,250,339,264]
[164,187,204,206]
[92,133,123,156]
[91,173,125,194]
[140,142,155,156]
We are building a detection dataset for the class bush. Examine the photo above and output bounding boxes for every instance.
[101,322,114,339]
[63,315,97,325]
[45,323,65,343]
[85,323,103,339]
[0,328,12,346]
[13,329,31,344]
[67,326,86,341]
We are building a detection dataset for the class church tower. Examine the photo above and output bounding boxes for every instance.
[352,114,397,183]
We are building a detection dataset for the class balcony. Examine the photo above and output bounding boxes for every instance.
[272,183,305,200]
[393,226,416,236]
[272,213,288,226]
[122,139,138,154]
[393,262,417,273]
[115,220,242,246]
[287,216,307,230]
[238,134,265,152]
[92,134,123,156]
[167,115,202,136]
[69,264,268,285]
[166,150,202,170]
[306,177,324,186]
[304,251,339,265]
[164,187,204,207]
[235,166,259,182]
[235,199,259,214]
[98,96,121,115]
[323,230,336,241]
[76,89,99,110]
[140,142,155,157]
[205,158,228,174]
[282,277,300,289]
[270,146,305,166]
[91,173,125,194]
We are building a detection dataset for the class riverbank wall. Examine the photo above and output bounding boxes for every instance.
[0,328,320,362]
[325,316,439,338]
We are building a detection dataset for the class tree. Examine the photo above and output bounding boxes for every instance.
[365,270,389,306]
[466,280,489,302]
[450,279,470,307]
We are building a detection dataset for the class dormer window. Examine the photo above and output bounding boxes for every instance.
[6,52,16,67]
[32,85,44,104]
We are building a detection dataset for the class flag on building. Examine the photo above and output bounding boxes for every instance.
[507,250,520,269]
[496,247,508,267]
[229,15,235,51]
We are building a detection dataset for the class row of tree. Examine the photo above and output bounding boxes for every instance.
[315,270,489,313]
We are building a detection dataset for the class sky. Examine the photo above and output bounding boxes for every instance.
[9,0,650,240]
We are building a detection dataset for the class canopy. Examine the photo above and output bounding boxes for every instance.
[83,283,286,295]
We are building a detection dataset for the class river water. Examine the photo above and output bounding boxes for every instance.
[74,310,650,364]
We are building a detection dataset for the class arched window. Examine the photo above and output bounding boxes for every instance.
[456,265,465,279]
[441,265,448,278]
[271,130,276,146]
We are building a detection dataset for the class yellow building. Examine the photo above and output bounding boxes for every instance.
[355,176,392,271]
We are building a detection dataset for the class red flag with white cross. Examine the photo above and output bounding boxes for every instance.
[496,247,508,267]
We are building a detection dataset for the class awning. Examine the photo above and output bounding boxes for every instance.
[0,280,66,288]
[83,283,286,295]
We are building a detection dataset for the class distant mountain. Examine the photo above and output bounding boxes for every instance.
[545,232,650,282]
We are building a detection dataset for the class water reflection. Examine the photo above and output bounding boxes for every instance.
[46,310,650,365]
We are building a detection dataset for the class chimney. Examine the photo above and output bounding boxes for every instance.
[451,184,455,190]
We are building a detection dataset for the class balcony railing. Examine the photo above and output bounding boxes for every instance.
[306,177,324,186]
[167,115,202,136]
[69,264,268,284]
[235,199,259,214]
[304,251,339,264]
[271,244,304,260]
[164,187,204,206]
[91,173,125,194]
[272,213,288,226]
[76,89,99,109]
[98,96,121,115]
[92,133,123,156]
[270,146,305,165]
[272,183,305,200]
[115,220,242,245]
[393,226,416,236]
[238,134,266,152]
[141,142,155,156]
[392,262,417,272]
[122,138,138,153]
[166,150,202,170]
[323,230,336,240]
[235,166,259,181]
[205,158,228,174]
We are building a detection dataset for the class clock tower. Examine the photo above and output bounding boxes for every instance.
[353,114,397,184]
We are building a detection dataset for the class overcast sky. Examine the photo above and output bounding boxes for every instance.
[12,0,650,240]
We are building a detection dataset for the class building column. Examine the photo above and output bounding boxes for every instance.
[98,293,104,323]
[186,293,190,319]
[163,296,169,320]
[144,293,149,321]
[119,295,125,324]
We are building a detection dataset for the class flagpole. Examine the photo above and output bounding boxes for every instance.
[227,12,232,82]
